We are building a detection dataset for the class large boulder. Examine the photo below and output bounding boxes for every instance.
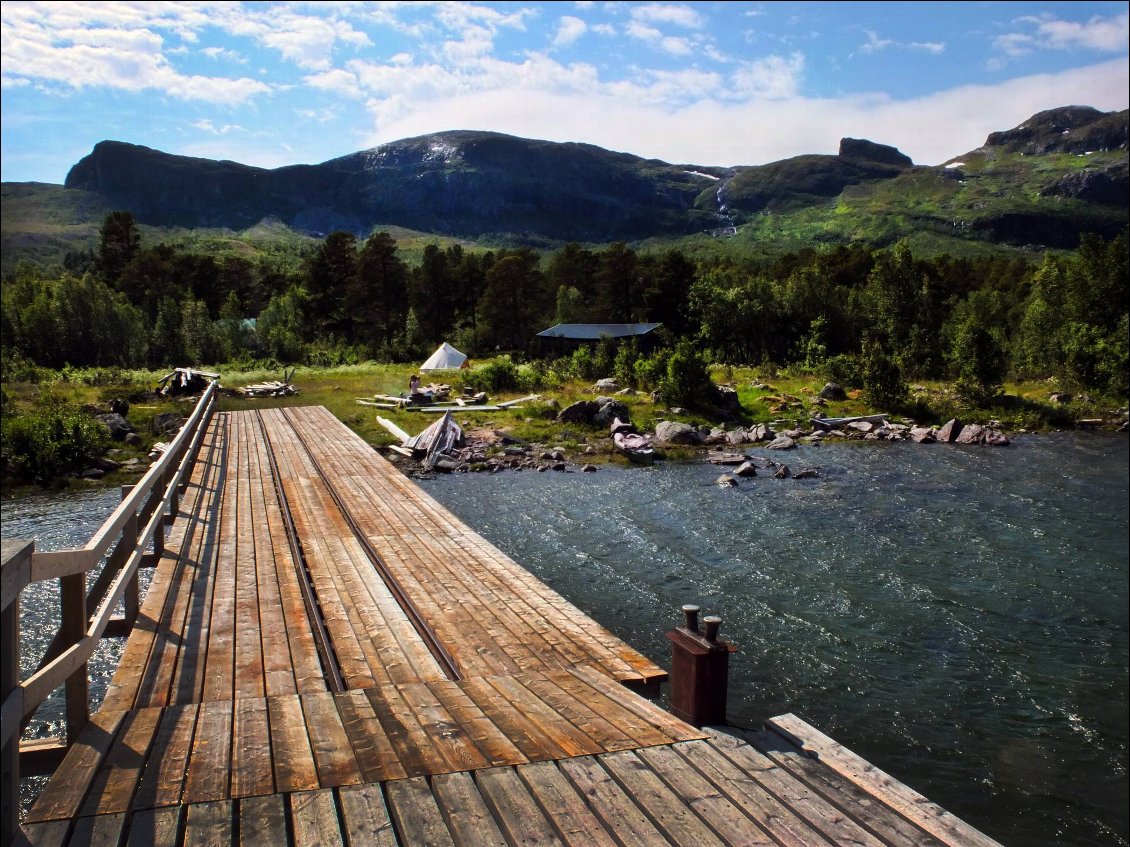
[955,424,986,445]
[558,400,600,425]
[765,435,797,450]
[818,382,848,401]
[593,378,620,393]
[654,421,703,445]
[96,413,134,441]
[936,419,963,443]
[592,399,630,428]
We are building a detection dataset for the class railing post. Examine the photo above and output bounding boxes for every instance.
[59,572,89,745]
[121,486,139,627]
[3,540,33,846]
[665,604,737,727]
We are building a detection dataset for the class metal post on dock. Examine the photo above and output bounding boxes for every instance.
[665,604,737,727]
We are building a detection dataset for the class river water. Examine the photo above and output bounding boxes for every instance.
[420,433,1128,847]
[3,433,1126,845]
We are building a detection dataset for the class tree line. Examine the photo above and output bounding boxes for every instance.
[2,211,1126,401]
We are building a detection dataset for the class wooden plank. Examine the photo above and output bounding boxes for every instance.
[515,760,620,847]
[267,695,320,794]
[290,789,345,847]
[385,777,457,847]
[238,794,288,847]
[635,744,775,847]
[483,676,599,758]
[396,682,491,773]
[703,732,890,847]
[427,680,527,768]
[670,739,817,847]
[473,766,564,847]
[133,703,198,811]
[67,813,126,847]
[766,714,1005,847]
[724,726,949,847]
[558,755,671,847]
[26,709,127,823]
[333,690,406,783]
[183,799,232,847]
[517,673,636,753]
[182,699,232,805]
[231,697,273,798]
[20,820,70,847]
[599,749,727,847]
[299,692,363,788]
[457,677,566,762]
[544,669,670,749]
[431,771,509,847]
[363,685,450,777]
[125,806,182,847]
[338,783,398,847]
[567,666,704,743]
[79,706,163,816]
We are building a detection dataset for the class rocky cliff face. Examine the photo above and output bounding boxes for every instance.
[985,106,1128,155]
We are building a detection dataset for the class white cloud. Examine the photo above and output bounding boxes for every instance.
[192,119,245,135]
[553,16,587,49]
[730,53,805,100]
[995,11,1129,59]
[630,4,705,30]
[859,30,893,54]
[908,42,946,55]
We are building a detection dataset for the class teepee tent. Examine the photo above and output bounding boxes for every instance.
[420,342,469,372]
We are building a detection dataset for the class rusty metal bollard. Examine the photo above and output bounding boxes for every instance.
[665,605,737,727]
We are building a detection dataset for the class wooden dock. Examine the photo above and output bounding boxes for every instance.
[3,396,1002,847]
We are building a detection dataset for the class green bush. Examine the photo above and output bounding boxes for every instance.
[821,354,862,388]
[1,405,109,483]
[659,340,717,409]
[459,357,522,393]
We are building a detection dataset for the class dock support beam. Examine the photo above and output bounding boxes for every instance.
[665,604,736,727]
[2,540,33,847]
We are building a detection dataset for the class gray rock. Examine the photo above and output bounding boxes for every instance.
[151,412,184,436]
[124,432,143,445]
[654,421,703,445]
[715,474,738,487]
[1049,392,1073,404]
[765,435,796,450]
[582,464,598,472]
[734,461,757,478]
[985,429,1011,446]
[793,468,819,479]
[936,419,963,443]
[910,427,935,443]
[80,467,105,479]
[593,378,620,393]
[748,423,773,442]
[773,465,791,479]
[818,382,848,401]
[593,399,630,428]
[955,424,986,445]
[558,400,600,425]
[725,428,749,446]
[95,413,134,441]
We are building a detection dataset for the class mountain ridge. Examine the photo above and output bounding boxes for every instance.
[3,105,1125,269]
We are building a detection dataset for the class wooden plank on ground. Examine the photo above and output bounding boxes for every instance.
[182,699,233,805]
[474,766,563,847]
[67,812,126,847]
[183,799,233,846]
[79,706,163,816]
[431,771,509,847]
[290,789,345,847]
[126,806,182,847]
[26,709,127,823]
[704,731,890,847]
[239,794,289,847]
[299,691,363,788]
[231,696,273,798]
[267,694,319,794]
[635,743,775,847]
[334,689,407,783]
[457,678,566,763]
[133,703,198,811]
[766,714,1005,847]
[558,755,671,847]
[515,760,619,847]
[427,680,527,768]
[396,682,491,773]
[338,783,398,847]
[726,726,948,847]
[599,749,727,847]
[363,685,450,777]
[385,777,457,847]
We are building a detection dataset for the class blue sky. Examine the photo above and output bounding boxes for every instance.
[2,1,1127,183]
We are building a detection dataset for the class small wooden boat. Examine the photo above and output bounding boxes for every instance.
[811,413,889,431]
[611,418,657,465]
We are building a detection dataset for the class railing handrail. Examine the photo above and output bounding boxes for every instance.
[0,381,217,750]
[4,380,217,596]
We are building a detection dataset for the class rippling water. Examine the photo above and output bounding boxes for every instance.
[420,433,1128,847]
[3,434,1126,845]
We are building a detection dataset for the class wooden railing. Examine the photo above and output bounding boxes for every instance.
[0,382,216,844]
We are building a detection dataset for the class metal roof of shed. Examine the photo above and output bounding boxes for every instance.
[536,322,662,340]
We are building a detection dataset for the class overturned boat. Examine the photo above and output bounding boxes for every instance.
[611,418,657,465]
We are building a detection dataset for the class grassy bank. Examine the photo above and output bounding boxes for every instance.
[1,359,1122,493]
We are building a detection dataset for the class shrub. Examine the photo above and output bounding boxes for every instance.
[660,340,717,409]
[459,357,521,393]
[821,354,862,388]
[1,405,109,483]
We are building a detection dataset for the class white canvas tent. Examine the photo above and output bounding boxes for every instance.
[420,342,469,372]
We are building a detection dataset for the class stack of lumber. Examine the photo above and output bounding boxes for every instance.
[240,368,298,397]
[157,367,219,397]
